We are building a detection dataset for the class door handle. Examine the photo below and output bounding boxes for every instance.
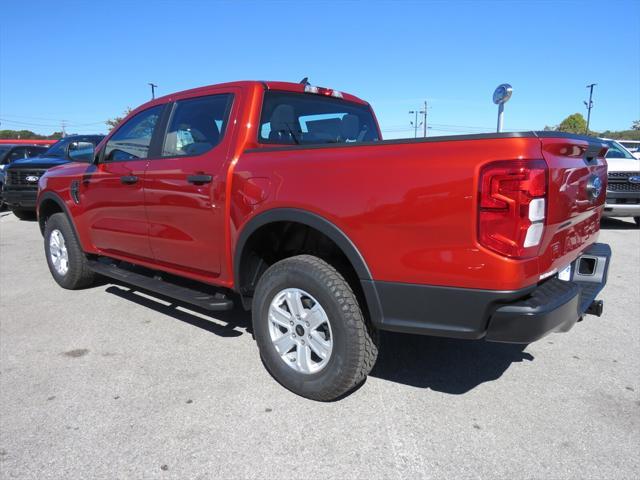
[120,175,139,185]
[187,174,213,185]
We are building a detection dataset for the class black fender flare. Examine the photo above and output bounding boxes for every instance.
[37,192,82,246]
[233,208,384,324]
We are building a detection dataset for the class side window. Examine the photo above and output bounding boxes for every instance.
[161,94,232,157]
[104,105,163,161]
[8,147,26,161]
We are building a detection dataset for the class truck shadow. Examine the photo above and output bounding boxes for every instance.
[103,283,532,395]
[600,218,638,230]
[369,332,533,395]
[105,285,251,338]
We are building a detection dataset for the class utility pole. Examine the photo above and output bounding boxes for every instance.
[584,83,596,134]
[409,109,422,138]
[148,82,158,100]
[420,101,428,137]
[61,120,67,138]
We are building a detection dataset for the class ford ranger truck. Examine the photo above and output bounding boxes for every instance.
[36,81,611,401]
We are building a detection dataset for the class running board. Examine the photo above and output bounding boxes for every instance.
[87,260,234,311]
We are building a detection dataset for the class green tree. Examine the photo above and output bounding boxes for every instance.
[557,113,588,134]
[0,129,62,140]
[632,120,640,131]
[105,107,133,131]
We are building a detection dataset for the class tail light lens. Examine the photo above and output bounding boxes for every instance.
[478,159,548,258]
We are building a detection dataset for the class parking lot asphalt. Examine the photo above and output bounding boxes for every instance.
[0,211,638,480]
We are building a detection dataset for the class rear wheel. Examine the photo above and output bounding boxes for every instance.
[11,208,36,221]
[252,255,378,401]
[44,213,96,289]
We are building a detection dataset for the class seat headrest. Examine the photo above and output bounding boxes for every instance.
[188,113,220,144]
[270,104,296,132]
[341,114,360,141]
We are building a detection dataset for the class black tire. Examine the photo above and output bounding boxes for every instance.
[252,255,378,401]
[44,212,96,289]
[11,208,36,221]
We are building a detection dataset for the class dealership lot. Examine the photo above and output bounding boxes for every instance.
[0,213,638,479]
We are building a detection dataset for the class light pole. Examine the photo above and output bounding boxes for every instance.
[421,101,428,137]
[148,83,158,100]
[493,84,513,133]
[409,110,422,138]
[584,83,596,134]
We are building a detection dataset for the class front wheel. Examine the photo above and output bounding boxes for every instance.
[252,255,378,401]
[44,213,96,289]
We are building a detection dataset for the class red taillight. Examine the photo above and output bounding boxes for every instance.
[478,159,548,259]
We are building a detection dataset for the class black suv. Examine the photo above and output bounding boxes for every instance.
[3,135,104,219]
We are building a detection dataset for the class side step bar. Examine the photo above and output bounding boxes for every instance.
[88,260,234,311]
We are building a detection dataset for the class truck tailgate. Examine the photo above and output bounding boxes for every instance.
[537,136,608,279]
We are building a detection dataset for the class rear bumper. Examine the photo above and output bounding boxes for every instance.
[604,190,640,217]
[365,243,611,344]
[603,203,640,217]
[2,187,37,209]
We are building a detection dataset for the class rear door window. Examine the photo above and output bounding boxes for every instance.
[259,91,380,145]
[161,94,233,157]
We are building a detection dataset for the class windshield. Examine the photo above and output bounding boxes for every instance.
[606,141,636,160]
[0,146,11,158]
[43,138,70,157]
[259,91,380,145]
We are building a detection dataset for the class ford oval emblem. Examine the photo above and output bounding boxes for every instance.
[586,175,602,201]
[25,175,40,183]
[629,175,640,184]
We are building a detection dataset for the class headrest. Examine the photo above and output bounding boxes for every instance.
[341,114,360,140]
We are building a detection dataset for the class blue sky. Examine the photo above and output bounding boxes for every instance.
[1,0,638,138]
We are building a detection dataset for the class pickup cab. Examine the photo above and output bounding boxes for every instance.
[37,80,611,400]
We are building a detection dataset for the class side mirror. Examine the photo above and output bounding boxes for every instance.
[67,141,95,163]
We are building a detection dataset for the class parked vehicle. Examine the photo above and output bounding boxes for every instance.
[36,81,611,400]
[601,139,640,227]
[0,144,49,209]
[616,140,640,159]
[3,135,104,219]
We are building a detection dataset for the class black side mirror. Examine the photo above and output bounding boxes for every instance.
[67,141,95,163]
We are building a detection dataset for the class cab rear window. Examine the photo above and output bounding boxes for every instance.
[259,91,379,145]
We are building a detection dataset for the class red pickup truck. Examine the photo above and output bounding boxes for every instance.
[37,80,611,400]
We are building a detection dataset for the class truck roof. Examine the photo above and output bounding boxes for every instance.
[152,80,369,106]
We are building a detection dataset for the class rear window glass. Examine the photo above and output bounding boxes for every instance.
[259,91,379,145]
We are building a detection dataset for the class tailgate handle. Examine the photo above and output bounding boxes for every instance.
[187,174,213,185]
[120,175,139,185]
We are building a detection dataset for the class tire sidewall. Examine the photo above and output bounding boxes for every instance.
[44,214,81,289]
[253,259,360,399]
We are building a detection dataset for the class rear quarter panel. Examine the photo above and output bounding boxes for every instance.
[233,137,547,291]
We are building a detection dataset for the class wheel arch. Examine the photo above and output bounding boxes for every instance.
[234,208,383,323]
[37,192,81,243]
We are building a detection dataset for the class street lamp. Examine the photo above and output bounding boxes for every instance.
[493,84,513,133]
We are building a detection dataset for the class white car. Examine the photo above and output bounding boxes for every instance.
[601,139,640,227]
